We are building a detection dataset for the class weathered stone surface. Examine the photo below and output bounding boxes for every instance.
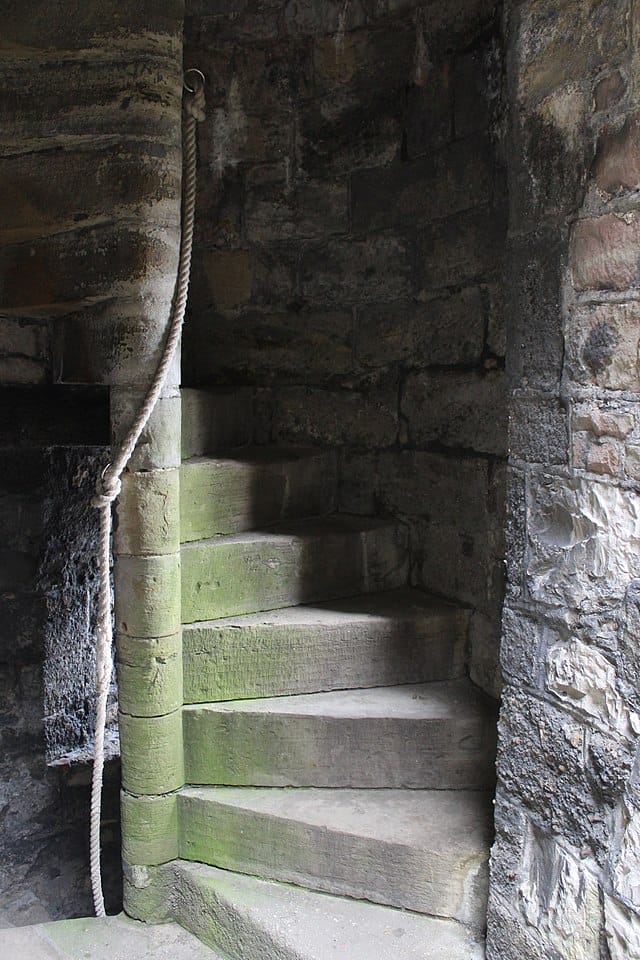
[181,517,408,623]
[121,791,179,867]
[180,447,336,541]
[506,232,564,391]
[570,213,640,291]
[514,0,630,105]
[181,388,253,459]
[245,178,348,242]
[593,70,627,111]
[272,385,398,447]
[117,633,182,718]
[591,111,640,195]
[405,59,452,157]
[182,680,497,789]
[119,709,184,796]
[116,469,180,556]
[170,860,486,960]
[122,863,172,923]
[301,234,412,305]
[566,303,640,390]
[527,474,640,608]
[178,785,493,927]
[115,554,181,639]
[572,404,635,439]
[356,288,486,369]
[517,829,602,960]
[187,308,354,386]
[183,589,467,703]
[112,389,181,471]
[604,895,640,959]
[417,206,505,291]
[351,135,492,232]
[572,433,622,476]
[403,369,507,454]
[509,395,568,464]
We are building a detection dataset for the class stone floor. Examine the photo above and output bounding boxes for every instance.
[0,914,221,959]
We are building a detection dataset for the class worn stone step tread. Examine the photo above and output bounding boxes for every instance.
[183,588,468,702]
[180,445,337,541]
[177,786,492,926]
[181,515,408,623]
[0,914,222,960]
[182,680,497,789]
[172,860,486,960]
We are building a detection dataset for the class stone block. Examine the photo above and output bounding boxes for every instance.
[506,231,564,391]
[300,90,403,178]
[121,791,179,866]
[604,895,640,959]
[0,317,47,360]
[283,0,368,37]
[454,43,494,138]
[414,516,496,610]
[0,356,47,384]
[301,234,411,305]
[111,389,181,471]
[517,828,602,960]
[0,224,177,312]
[514,0,630,105]
[417,206,505,291]
[312,21,415,94]
[509,395,568,464]
[201,245,297,310]
[572,434,622,476]
[591,111,640,195]
[612,802,640,904]
[351,134,492,233]
[245,179,348,242]
[497,687,633,859]
[571,213,640,291]
[122,862,172,922]
[565,303,640,390]
[404,59,452,158]
[546,639,640,739]
[356,287,486,369]
[0,59,181,153]
[0,145,180,242]
[526,474,640,609]
[402,369,507,455]
[500,606,547,687]
[509,91,590,229]
[190,308,354,386]
[273,385,398,447]
[593,70,627,111]
[2,0,182,54]
[572,404,635,439]
[53,298,181,387]
[625,445,640,480]
[115,553,181,639]
[117,633,183,718]
[115,469,180,557]
[119,709,184,795]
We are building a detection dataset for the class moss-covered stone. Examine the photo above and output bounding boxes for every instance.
[122,862,173,922]
[116,469,180,556]
[119,709,184,795]
[121,791,179,866]
[117,632,182,717]
[115,553,181,639]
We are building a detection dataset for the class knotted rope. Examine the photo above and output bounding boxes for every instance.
[89,70,205,917]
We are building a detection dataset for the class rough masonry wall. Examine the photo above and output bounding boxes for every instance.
[184,0,508,695]
[0,1,183,923]
[489,1,640,956]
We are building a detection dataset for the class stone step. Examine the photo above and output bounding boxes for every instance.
[182,588,468,703]
[170,861,486,960]
[181,387,253,458]
[181,516,408,624]
[180,446,337,542]
[182,680,497,789]
[177,786,493,929]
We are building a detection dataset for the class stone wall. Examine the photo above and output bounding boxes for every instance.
[183,0,508,696]
[0,0,183,923]
[488,1,640,956]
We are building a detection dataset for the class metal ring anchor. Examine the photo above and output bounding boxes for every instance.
[184,68,206,94]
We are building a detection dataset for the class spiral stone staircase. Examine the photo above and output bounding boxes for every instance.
[121,387,497,959]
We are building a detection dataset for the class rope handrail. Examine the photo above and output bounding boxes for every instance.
[89,69,205,917]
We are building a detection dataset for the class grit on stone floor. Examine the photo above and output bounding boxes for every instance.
[0,915,221,960]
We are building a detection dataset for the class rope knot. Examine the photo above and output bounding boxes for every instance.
[91,470,122,509]
[184,69,206,122]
